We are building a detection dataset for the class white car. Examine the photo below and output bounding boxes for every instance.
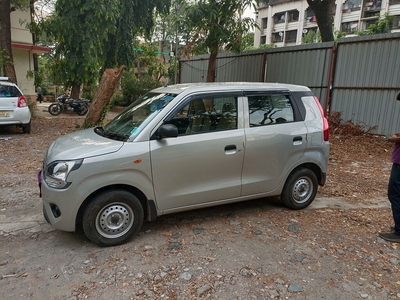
[0,77,31,133]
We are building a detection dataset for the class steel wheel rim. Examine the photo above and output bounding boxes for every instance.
[292,177,313,204]
[95,203,134,238]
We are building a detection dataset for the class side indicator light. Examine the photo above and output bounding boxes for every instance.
[134,159,142,164]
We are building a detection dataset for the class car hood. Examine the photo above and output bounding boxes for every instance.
[45,128,123,163]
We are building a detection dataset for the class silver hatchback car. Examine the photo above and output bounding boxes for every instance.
[0,77,31,133]
[40,82,330,246]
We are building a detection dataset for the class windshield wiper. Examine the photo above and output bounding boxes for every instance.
[94,126,128,141]
[94,126,106,137]
[104,131,129,141]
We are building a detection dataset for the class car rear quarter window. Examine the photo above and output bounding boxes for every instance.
[0,84,22,97]
[248,94,294,127]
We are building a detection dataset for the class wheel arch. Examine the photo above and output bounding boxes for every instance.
[76,184,150,229]
[294,163,325,186]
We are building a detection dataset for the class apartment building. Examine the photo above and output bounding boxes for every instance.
[254,0,400,47]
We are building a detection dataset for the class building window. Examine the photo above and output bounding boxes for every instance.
[274,12,286,24]
[392,15,400,28]
[262,17,268,29]
[363,19,378,31]
[288,10,299,22]
[341,21,358,32]
[285,30,297,43]
[260,36,267,44]
[272,32,284,42]
[342,0,362,12]
[259,0,269,8]
[389,0,400,3]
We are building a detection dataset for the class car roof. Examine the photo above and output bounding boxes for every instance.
[0,77,17,86]
[153,82,311,95]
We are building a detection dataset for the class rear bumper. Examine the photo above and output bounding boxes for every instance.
[0,107,31,125]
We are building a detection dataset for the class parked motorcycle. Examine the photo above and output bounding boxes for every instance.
[48,93,90,116]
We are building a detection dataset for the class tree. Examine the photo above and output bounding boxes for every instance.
[306,0,336,42]
[103,0,170,69]
[184,0,258,82]
[43,0,117,99]
[41,0,170,99]
[0,0,30,82]
[135,44,168,81]
[82,65,124,128]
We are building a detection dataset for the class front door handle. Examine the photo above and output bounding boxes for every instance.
[224,144,237,155]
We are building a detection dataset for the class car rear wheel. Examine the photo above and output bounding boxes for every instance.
[281,167,318,210]
[82,190,144,247]
[22,120,31,133]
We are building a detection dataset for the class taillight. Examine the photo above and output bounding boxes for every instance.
[313,96,329,141]
[18,95,27,108]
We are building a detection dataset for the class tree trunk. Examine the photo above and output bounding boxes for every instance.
[206,52,218,82]
[70,82,81,99]
[82,65,125,128]
[0,0,17,83]
[306,0,335,42]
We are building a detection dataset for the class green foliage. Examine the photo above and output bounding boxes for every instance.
[302,28,345,44]
[111,71,163,107]
[355,14,394,36]
[302,30,319,44]
[37,0,171,93]
[10,0,30,11]
[184,0,259,56]
[135,44,168,80]
[42,0,117,89]
[244,43,276,51]
[104,0,171,69]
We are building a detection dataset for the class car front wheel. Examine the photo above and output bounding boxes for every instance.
[281,167,318,210]
[82,190,144,247]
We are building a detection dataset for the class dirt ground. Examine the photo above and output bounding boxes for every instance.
[0,104,399,299]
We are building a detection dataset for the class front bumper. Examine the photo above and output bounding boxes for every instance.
[39,171,89,232]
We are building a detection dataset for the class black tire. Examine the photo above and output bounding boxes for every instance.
[22,120,31,133]
[281,167,318,210]
[76,104,88,116]
[48,103,62,116]
[82,190,144,247]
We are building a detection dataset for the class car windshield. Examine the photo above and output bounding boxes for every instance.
[98,92,176,141]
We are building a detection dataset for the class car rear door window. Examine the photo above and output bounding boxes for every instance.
[248,94,294,127]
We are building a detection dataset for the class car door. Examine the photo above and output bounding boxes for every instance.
[241,92,308,196]
[149,93,245,211]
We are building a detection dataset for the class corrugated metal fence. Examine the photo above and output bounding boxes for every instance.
[179,33,400,135]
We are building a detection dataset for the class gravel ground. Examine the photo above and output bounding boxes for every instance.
[0,105,399,299]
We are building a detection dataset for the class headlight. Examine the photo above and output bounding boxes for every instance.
[44,159,83,189]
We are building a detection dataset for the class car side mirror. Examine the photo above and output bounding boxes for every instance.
[158,124,178,139]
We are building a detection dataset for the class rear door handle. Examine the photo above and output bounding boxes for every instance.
[225,145,236,151]
[293,136,302,142]
[293,136,303,145]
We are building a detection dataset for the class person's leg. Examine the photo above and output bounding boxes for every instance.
[388,163,400,235]
[380,163,400,242]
